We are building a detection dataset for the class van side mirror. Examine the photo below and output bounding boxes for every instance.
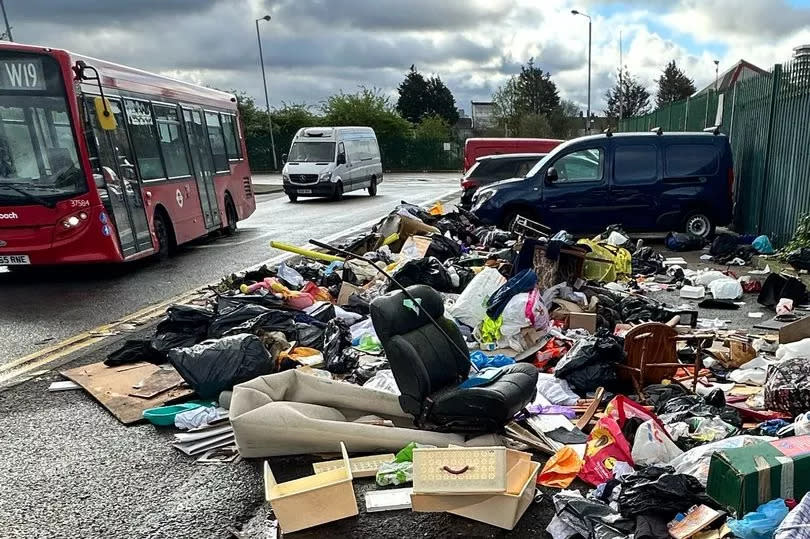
[281,153,287,164]
[545,167,559,184]
[336,152,346,165]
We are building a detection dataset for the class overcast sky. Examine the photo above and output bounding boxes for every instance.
[9,0,810,117]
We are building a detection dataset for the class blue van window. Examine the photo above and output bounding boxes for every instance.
[614,145,657,184]
[553,148,603,183]
[665,144,718,177]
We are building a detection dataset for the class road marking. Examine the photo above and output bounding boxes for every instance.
[0,188,459,387]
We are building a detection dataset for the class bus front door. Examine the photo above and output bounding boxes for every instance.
[85,98,152,257]
[183,108,220,230]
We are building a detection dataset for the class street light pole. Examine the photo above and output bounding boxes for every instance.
[255,15,278,171]
[714,60,720,92]
[572,10,592,134]
[0,0,13,42]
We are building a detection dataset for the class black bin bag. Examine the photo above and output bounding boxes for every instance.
[554,331,624,394]
[168,334,272,399]
[151,305,214,354]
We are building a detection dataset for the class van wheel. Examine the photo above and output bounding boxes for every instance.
[684,212,714,239]
[332,182,344,201]
[223,195,238,236]
[368,177,377,197]
[288,193,298,203]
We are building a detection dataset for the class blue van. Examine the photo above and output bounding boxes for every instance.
[471,131,734,239]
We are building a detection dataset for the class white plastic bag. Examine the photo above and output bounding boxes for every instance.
[708,278,743,300]
[669,435,774,485]
[631,419,683,466]
[534,373,580,406]
[446,267,506,328]
[363,369,400,395]
[776,337,810,361]
[694,270,728,287]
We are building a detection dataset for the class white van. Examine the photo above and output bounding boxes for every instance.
[281,126,383,202]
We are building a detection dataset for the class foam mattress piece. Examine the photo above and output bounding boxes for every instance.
[230,370,496,457]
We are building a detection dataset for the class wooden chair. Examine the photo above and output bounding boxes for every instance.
[619,317,712,400]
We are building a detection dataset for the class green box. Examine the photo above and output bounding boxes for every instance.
[707,435,810,516]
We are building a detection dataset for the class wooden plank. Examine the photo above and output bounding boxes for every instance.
[576,387,605,431]
[62,361,193,424]
[778,315,810,344]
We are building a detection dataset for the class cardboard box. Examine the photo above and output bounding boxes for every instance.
[568,312,597,333]
[706,435,810,516]
[337,282,364,306]
[264,442,358,533]
[411,459,540,530]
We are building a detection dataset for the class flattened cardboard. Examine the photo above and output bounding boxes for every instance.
[129,367,184,398]
[568,312,597,333]
[61,361,192,424]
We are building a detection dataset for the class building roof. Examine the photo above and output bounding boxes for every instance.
[694,59,768,96]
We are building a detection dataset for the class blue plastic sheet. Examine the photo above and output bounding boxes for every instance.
[470,350,515,370]
[752,235,775,255]
[727,499,789,539]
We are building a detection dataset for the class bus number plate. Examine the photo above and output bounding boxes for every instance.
[0,254,30,265]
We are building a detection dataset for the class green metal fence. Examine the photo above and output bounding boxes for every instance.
[246,132,462,172]
[619,59,810,246]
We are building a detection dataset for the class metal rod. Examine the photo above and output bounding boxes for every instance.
[309,238,479,373]
[587,19,591,133]
[0,0,12,42]
[255,17,278,170]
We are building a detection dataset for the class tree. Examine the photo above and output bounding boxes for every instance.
[414,114,450,140]
[493,75,521,134]
[517,58,560,116]
[518,113,552,137]
[425,75,459,125]
[656,60,696,106]
[604,68,651,119]
[322,86,411,140]
[396,66,429,123]
[548,99,582,139]
[396,66,459,125]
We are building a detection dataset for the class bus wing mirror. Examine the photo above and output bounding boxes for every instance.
[94,97,117,130]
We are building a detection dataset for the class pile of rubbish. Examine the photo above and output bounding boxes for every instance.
[57,201,810,536]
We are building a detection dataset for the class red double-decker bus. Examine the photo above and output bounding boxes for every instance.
[0,42,256,267]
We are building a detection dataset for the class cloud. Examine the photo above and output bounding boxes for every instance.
[3,0,808,120]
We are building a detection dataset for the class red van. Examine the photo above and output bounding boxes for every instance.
[463,138,563,171]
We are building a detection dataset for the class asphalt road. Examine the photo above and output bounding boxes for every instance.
[0,173,460,366]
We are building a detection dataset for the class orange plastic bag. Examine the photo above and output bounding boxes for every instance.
[428,201,444,215]
[538,446,583,488]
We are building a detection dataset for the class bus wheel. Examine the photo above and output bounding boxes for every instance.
[224,195,238,236]
[368,177,377,197]
[153,212,171,260]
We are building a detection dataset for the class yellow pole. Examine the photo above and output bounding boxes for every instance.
[269,241,345,262]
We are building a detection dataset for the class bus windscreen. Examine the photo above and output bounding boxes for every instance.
[0,52,84,207]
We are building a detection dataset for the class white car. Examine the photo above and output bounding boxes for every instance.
[281,126,383,202]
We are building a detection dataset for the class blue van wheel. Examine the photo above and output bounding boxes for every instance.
[684,213,714,239]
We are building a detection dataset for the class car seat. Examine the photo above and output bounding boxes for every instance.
[370,284,538,433]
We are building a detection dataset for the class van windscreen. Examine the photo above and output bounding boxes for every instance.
[288,142,335,162]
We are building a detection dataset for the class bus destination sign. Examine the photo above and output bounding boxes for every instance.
[0,58,46,90]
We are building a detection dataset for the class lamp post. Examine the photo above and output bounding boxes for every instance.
[572,9,592,134]
[255,15,278,170]
[714,60,720,92]
[0,0,13,41]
